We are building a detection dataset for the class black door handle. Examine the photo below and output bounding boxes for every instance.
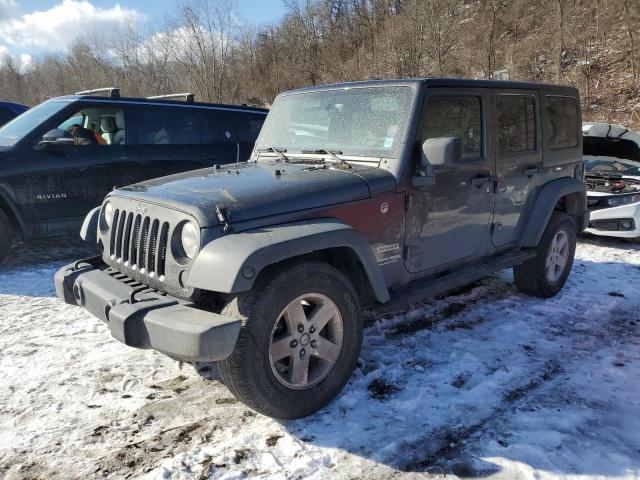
[524,167,540,177]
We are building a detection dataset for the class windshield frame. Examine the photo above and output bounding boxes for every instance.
[0,99,73,147]
[253,84,418,163]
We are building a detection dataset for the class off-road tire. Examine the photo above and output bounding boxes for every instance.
[0,209,13,265]
[514,212,576,298]
[217,259,363,419]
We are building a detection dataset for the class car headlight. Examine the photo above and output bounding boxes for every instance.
[180,221,200,259]
[103,201,114,228]
[606,194,640,207]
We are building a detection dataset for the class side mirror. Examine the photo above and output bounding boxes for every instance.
[40,129,74,149]
[413,137,462,188]
[420,137,461,168]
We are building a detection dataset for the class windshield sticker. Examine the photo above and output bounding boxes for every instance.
[383,137,394,148]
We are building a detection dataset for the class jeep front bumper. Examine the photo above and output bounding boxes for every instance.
[54,258,241,362]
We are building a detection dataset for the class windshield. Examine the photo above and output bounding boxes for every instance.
[0,100,70,147]
[585,156,640,177]
[255,86,415,159]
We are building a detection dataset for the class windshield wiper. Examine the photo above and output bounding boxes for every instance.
[301,149,351,169]
[256,146,288,162]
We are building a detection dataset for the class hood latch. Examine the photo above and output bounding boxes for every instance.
[216,204,233,233]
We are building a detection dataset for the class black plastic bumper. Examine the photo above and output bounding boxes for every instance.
[54,257,241,362]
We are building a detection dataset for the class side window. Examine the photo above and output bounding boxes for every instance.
[0,107,16,126]
[201,110,266,144]
[496,95,536,154]
[422,96,482,160]
[545,96,578,149]
[138,107,199,145]
[56,108,126,146]
[227,112,265,143]
[200,110,223,144]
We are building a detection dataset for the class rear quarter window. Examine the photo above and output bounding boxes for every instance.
[201,110,265,144]
[545,96,579,149]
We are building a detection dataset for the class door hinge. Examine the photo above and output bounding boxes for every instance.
[491,223,503,234]
[405,195,422,211]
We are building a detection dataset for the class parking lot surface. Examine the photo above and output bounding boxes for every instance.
[0,237,639,479]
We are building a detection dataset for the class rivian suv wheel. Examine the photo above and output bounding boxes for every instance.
[217,259,362,419]
[514,212,577,298]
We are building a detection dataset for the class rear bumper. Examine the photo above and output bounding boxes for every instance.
[54,258,241,362]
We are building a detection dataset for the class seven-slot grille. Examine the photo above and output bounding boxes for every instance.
[109,208,170,279]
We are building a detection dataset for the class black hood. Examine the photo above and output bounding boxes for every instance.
[110,161,396,227]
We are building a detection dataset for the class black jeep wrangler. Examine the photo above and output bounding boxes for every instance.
[56,79,588,419]
[0,88,266,263]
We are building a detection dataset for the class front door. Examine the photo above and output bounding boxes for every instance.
[405,88,494,273]
[491,89,542,246]
[26,103,140,235]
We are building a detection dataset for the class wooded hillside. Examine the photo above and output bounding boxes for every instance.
[1,0,639,129]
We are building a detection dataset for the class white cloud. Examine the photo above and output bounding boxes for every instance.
[0,1,144,52]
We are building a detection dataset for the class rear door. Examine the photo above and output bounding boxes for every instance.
[137,105,205,179]
[491,89,543,246]
[405,88,494,273]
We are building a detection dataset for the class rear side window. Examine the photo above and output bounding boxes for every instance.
[0,107,16,126]
[545,96,578,149]
[138,107,200,145]
[497,95,536,154]
[422,96,482,160]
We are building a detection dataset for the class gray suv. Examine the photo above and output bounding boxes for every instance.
[56,79,588,419]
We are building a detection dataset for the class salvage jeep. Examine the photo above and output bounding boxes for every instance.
[56,79,588,419]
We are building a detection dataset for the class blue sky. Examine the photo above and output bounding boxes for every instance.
[16,0,287,24]
[0,0,287,63]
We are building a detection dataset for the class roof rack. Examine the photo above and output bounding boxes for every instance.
[75,87,120,98]
[147,93,195,103]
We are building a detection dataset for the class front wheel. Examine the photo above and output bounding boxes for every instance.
[514,212,577,298]
[217,260,363,419]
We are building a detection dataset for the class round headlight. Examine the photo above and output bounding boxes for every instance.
[180,221,200,259]
[103,202,114,228]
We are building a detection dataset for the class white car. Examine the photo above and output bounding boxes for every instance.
[582,123,640,242]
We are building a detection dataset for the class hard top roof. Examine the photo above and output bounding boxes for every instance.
[52,94,268,113]
[283,77,578,96]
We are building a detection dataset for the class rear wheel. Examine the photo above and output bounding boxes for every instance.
[514,212,576,298]
[217,260,363,419]
[0,209,13,265]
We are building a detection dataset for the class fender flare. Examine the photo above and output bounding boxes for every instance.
[80,206,101,243]
[0,185,27,237]
[519,177,587,247]
[187,219,391,303]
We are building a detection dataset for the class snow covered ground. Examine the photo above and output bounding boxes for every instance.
[0,237,639,480]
